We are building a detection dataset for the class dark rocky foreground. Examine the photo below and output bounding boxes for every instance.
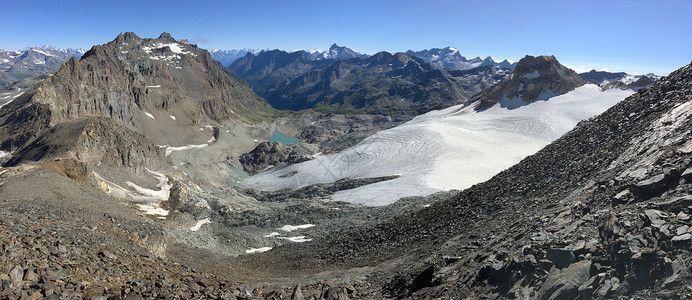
[221,63,692,298]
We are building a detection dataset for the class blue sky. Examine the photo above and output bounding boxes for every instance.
[1,0,689,74]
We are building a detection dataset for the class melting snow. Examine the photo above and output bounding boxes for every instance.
[278,236,313,243]
[278,224,315,232]
[93,168,170,205]
[136,204,169,216]
[0,150,12,159]
[142,43,196,56]
[189,218,212,231]
[246,247,272,254]
[164,143,208,156]
[241,84,634,206]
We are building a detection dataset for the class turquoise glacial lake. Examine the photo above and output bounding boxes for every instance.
[270,130,300,145]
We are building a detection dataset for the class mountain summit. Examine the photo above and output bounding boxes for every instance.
[313,43,368,60]
[470,55,586,110]
[0,32,271,153]
[406,47,516,71]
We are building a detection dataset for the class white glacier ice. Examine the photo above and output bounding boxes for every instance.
[241,84,634,206]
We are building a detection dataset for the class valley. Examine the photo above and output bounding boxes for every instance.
[0,30,689,299]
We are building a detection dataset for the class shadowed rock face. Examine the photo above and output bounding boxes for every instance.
[471,55,586,110]
[5,117,166,173]
[0,32,273,154]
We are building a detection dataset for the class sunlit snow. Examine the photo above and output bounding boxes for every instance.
[190,218,212,231]
[241,84,634,206]
[246,247,272,254]
[278,236,312,243]
[144,112,155,119]
[93,168,170,204]
[278,224,315,232]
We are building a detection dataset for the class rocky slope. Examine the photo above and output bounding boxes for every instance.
[234,50,510,115]
[226,61,692,298]
[0,32,273,154]
[471,55,586,110]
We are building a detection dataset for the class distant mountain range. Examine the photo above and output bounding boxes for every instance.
[207,44,368,67]
[229,49,511,115]
[578,69,661,91]
[405,47,516,71]
[0,45,86,88]
[207,49,264,66]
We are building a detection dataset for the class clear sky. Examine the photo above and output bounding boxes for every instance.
[1,0,690,74]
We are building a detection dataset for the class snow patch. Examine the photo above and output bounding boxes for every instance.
[143,112,155,119]
[0,150,12,159]
[146,85,161,88]
[278,224,315,232]
[246,247,272,254]
[93,168,170,204]
[170,115,176,120]
[189,218,212,231]
[264,232,280,238]
[142,42,196,56]
[164,144,208,156]
[136,204,169,216]
[523,71,540,79]
[278,236,312,243]
[0,170,7,176]
[30,48,55,57]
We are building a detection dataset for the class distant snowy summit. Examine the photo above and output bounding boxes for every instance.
[406,46,516,71]
[207,48,264,66]
[207,44,367,67]
[578,69,661,91]
[0,45,86,88]
[306,43,369,60]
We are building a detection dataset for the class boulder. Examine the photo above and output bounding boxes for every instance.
[546,248,575,269]
[538,260,592,300]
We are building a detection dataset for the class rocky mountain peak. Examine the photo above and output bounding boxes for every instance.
[471,55,586,110]
[0,32,272,154]
[157,32,176,43]
[114,32,142,45]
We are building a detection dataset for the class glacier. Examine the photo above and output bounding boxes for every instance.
[240,84,635,206]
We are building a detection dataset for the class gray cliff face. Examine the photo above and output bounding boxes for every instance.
[239,141,318,175]
[471,55,586,110]
[5,117,167,174]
